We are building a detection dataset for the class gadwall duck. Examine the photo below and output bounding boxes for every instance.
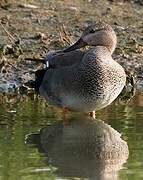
[34,23,126,116]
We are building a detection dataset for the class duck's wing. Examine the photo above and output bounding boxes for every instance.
[39,61,83,108]
[45,49,85,68]
[39,50,94,109]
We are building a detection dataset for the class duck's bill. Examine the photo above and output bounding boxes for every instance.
[63,38,87,52]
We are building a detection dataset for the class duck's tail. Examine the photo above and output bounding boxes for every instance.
[24,69,47,93]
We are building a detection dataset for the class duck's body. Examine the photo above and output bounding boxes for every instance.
[38,23,126,112]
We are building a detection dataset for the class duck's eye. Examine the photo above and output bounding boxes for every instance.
[89,29,95,33]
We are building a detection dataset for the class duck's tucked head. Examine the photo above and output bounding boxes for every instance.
[64,23,117,54]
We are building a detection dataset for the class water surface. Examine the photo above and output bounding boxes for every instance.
[0,90,143,180]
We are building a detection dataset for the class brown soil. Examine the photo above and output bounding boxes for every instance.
[0,0,143,90]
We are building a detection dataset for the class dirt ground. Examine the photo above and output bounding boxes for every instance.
[0,0,143,92]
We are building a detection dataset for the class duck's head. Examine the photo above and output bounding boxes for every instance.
[64,23,117,54]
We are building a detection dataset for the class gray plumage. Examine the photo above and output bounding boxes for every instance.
[39,23,126,112]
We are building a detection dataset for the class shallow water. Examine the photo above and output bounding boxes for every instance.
[0,90,143,180]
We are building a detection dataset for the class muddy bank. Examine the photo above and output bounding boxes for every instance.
[0,0,143,92]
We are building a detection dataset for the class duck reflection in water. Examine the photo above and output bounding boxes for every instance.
[26,116,129,180]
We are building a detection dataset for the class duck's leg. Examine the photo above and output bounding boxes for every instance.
[62,107,70,126]
[89,111,96,119]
